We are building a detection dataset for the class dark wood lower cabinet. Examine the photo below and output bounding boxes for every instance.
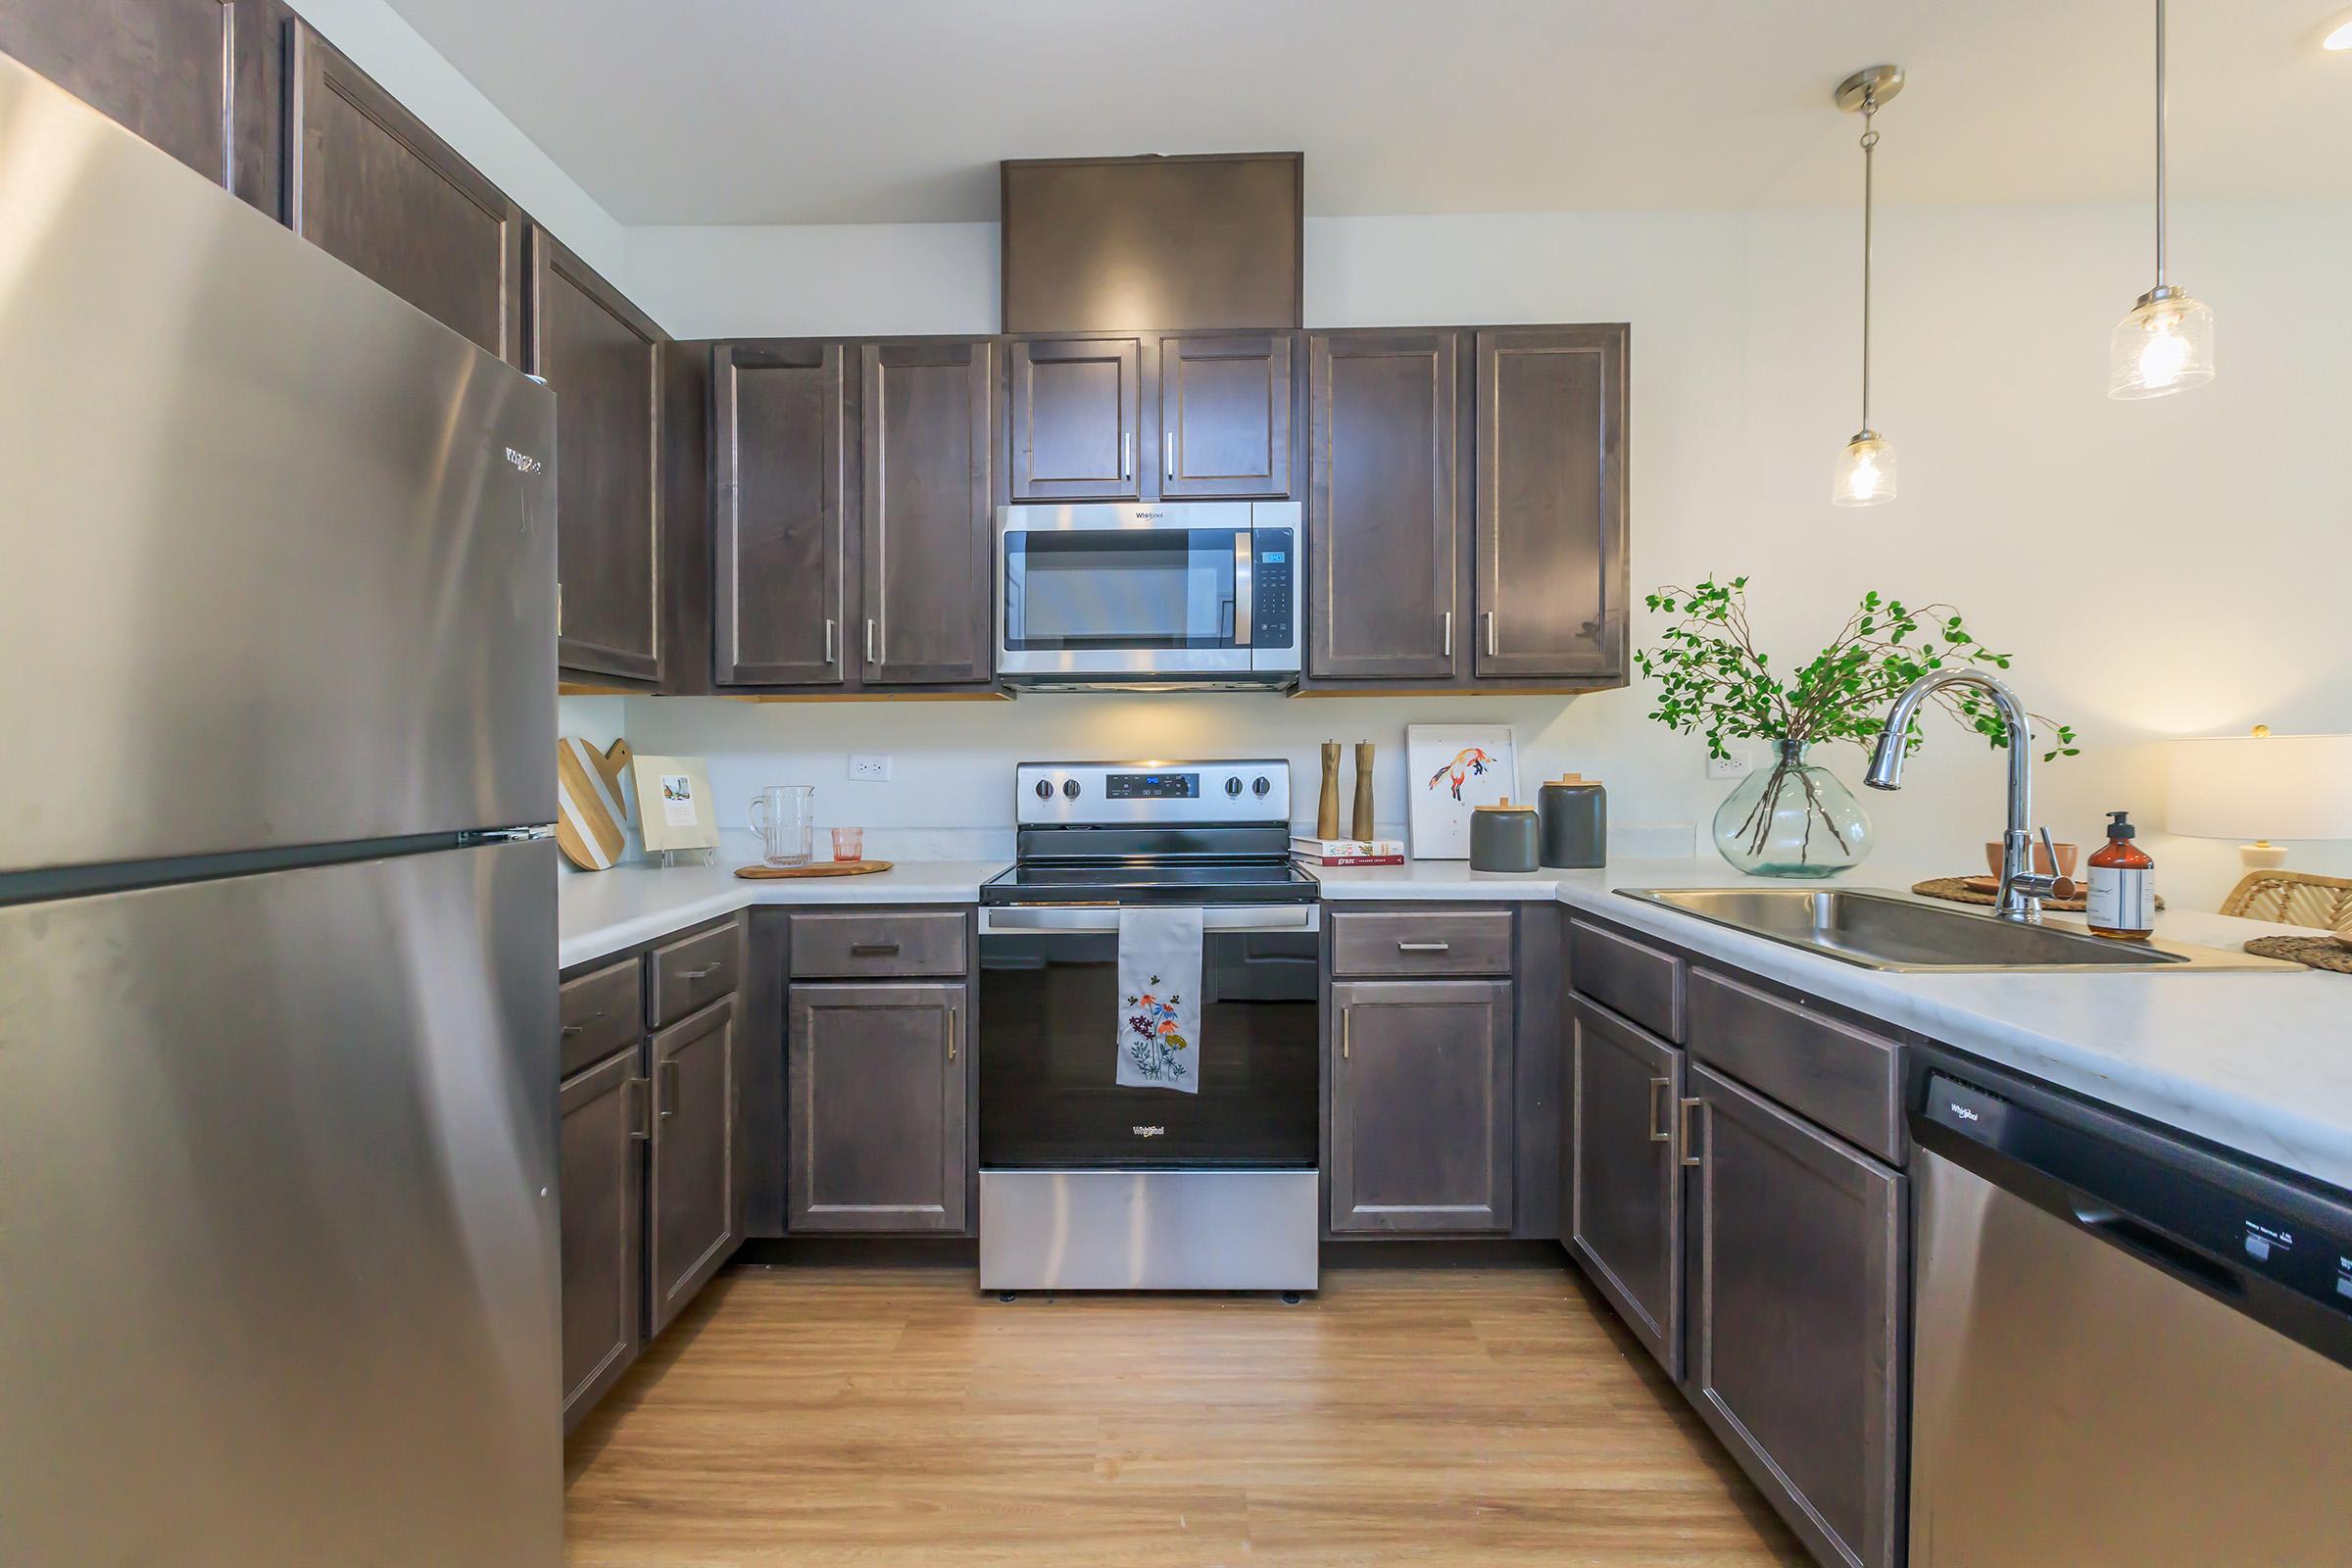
[1328,980,1513,1234]
[649,996,739,1337]
[788,982,971,1233]
[559,1046,644,1432]
[1685,1062,1906,1568]
[1567,996,1685,1376]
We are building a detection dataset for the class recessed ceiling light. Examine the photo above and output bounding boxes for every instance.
[2325,9,2352,49]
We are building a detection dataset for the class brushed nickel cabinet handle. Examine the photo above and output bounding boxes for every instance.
[1121,430,1132,479]
[865,617,878,664]
[823,617,837,664]
[1484,610,1498,656]
[660,1058,680,1120]
[1648,1077,1672,1143]
[1679,1097,1702,1167]
[628,1076,652,1141]
[1442,610,1453,658]
[1164,430,1175,479]
[682,962,724,980]
[560,1023,585,1038]
[1396,941,1450,954]
[947,1006,957,1063]
[1341,1005,1351,1060]
[851,942,901,956]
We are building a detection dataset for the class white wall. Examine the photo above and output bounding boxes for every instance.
[609,201,2352,909]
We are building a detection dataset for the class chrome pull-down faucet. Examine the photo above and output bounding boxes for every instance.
[1864,671,2076,923]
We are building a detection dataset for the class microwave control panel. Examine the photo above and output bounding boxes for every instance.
[1251,529,1296,649]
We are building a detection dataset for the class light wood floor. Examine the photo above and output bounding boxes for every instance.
[564,1262,1808,1567]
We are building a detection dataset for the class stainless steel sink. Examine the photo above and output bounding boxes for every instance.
[1617,887,2298,972]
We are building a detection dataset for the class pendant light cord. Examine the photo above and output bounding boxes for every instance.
[1860,92,1879,431]
[2153,0,2168,286]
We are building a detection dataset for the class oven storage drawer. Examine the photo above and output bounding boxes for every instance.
[789,910,967,979]
[1329,908,1513,977]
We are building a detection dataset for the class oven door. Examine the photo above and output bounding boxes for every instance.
[998,503,1255,677]
[977,905,1319,1169]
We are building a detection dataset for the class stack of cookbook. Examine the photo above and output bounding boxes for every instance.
[1291,835,1405,867]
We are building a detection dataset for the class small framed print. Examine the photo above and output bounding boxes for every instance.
[1405,723,1519,859]
[631,756,718,855]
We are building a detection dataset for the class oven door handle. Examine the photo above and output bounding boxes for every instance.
[979,905,1321,935]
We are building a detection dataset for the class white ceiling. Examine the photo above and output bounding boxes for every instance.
[381,0,2352,225]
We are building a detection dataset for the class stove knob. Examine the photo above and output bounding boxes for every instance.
[1062,778,1081,799]
[1224,776,1244,798]
[1251,775,1271,798]
[1033,779,1053,801]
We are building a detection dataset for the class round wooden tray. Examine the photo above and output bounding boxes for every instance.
[1911,876,2165,914]
[2243,934,2352,974]
[735,859,893,880]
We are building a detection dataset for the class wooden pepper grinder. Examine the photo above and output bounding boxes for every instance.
[1317,742,1344,840]
[1351,740,1377,841]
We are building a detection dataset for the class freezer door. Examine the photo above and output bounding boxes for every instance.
[0,56,556,873]
[0,840,560,1567]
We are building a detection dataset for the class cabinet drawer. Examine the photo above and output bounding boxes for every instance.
[1570,918,1686,1042]
[1329,909,1513,977]
[648,919,743,1028]
[1689,968,1904,1165]
[560,958,643,1078]
[789,910,967,979]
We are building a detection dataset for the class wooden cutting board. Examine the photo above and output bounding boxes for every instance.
[557,737,633,870]
[736,860,894,880]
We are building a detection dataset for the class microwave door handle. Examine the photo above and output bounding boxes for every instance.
[1233,532,1252,647]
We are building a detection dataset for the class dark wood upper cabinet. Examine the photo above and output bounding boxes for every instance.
[1329,980,1514,1234]
[1473,326,1628,679]
[711,341,848,687]
[0,0,230,184]
[278,20,522,364]
[787,981,971,1234]
[529,228,663,685]
[1008,335,1141,501]
[1686,1062,1906,1568]
[1305,330,1461,680]
[1158,332,1293,500]
[859,340,995,685]
[1568,997,1685,1378]
[648,996,739,1337]
[558,1044,643,1432]
[1001,153,1302,334]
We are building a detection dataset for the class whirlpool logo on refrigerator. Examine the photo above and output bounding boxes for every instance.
[504,447,544,475]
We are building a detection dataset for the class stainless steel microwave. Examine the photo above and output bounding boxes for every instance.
[996,502,1301,690]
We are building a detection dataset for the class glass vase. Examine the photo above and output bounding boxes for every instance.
[1712,741,1873,878]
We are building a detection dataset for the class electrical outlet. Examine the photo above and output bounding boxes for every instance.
[848,755,892,783]
[1706,752,1752,782]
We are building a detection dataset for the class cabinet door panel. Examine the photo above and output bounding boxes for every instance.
[1010,336,1140,500]
[1329,980,1512,1234]
[1688,1062,1905,1568]
[1159,332,1292,499]
[1568,997,1683,1375]
[531,229,662,683]
[860,340,994,685]
[284,22,522,364]
[1473,326,1627,678]
[649,997,737,1335]
[0,0,228,183]
[1306,331,1459,679]
[789,982,970,1233]
[559,1046,643,1430]
[712,342,847,686]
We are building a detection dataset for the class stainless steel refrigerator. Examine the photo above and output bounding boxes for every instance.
[0,56,563,1567]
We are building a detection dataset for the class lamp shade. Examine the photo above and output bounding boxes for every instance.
[2166,734,2352,841]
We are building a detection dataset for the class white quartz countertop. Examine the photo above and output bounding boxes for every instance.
[563,853,2352,1193]
[1316,857,2352,1194]
[558,859,1006,970]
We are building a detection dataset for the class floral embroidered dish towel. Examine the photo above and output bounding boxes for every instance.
[1117,905,1204,1094]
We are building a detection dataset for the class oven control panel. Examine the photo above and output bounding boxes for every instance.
[1016,760,1290,826]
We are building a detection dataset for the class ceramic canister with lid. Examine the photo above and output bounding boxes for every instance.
[1538,774,1607,868]
[1469,798,1542,872]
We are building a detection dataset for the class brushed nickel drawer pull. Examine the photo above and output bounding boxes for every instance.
[681,962,723,980]
[560,1023,585,1038]
[1396,941,1451,953]
[1648,1076,1671,1143]
[851,942,902,956]
[1679,1097,1702,1167]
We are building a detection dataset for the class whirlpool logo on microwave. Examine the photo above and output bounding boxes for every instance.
[1132,1125,1166,1138]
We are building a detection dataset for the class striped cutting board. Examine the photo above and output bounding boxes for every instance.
[557,737,634,870]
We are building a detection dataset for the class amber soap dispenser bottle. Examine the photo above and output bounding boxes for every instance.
[2084,810,2157,940]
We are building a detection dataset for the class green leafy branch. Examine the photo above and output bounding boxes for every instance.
[1635,577,2081,762]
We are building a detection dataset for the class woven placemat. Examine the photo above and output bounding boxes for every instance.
[1911,876,2166,914]
[2243,935,2352,974]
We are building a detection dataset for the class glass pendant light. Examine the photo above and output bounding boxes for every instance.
[1832,67,1902,507]
[2109,0,2215,398]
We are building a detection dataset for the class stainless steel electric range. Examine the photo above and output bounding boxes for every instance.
[976,760,1321,1293]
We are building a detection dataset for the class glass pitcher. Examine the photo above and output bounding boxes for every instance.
[749,785,815,866]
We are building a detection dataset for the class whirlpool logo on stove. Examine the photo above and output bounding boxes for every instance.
[1132,1125,1166,1138]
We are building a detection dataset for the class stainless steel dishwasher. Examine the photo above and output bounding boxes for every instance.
[1908,1049,2352,1566]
